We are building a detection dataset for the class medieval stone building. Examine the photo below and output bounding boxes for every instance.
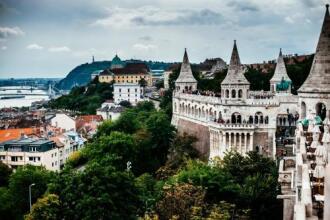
[172,41,297,159]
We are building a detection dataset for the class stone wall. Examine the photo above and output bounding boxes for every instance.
[177,118,210,158]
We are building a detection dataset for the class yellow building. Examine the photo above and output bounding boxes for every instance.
[98,55,152,86]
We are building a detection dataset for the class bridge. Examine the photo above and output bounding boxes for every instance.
[0,85,63,98]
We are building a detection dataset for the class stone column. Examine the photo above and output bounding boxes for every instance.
[249,132,253,151]
[233,133,237,151]
[239,133,242,154]
[218,132,221,156]
[244,133,247,155]
[229,132,232,151]
[222,132,227,153]
[324,163,330,220]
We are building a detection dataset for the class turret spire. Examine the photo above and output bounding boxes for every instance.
[221,40,249,85]
[176,48,196,83]
[271,48,290,83]
[299,4,330,93]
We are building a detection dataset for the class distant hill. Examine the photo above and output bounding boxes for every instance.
[56,61,111,90]
[56,60,174,90]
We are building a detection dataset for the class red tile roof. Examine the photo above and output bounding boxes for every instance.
[0,128,38,143]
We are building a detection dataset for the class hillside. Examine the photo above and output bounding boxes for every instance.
[56,61,111,90]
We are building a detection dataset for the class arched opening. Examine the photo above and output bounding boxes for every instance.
[316,102,326,120]
[301,102,306,119]
[238,89,243,98]
[232,90,236,98]
[225,90,229,98]
[249,116,253,124]
[255,112,263,124]
[231,112,241,124]
[265,116,269,124]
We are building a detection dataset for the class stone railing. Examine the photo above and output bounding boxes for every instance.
[174,93,224,105]
[209,122,255,130]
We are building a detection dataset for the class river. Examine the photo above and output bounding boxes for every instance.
[0,86,49,108]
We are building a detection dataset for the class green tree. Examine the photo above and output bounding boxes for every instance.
[25,194,60,220]
[8,165,53,217]
[156,183,205,220]
[49,163,141,220]
[0,161,12,187]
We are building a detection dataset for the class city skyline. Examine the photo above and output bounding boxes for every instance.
[0,0,328,78]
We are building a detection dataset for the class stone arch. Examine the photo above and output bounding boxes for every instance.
[238,89,243,98]
[316,102,326,120]
[301,101,306,119]
[249,115,253,124]
[232,89,236,98]
[231,112,241,124]
[255,112,263,124]
[225,89,229,98]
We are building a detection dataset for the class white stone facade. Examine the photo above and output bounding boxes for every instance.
[172,45,298,160]
[113,83,143,105]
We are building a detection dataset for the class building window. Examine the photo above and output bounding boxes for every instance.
[11,156,22,162]
[29,147,37,152]
[135,88,137,92]
[128,89,130,93]
[0,155,5,160]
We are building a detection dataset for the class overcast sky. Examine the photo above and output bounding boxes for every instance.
[0,0,328,78]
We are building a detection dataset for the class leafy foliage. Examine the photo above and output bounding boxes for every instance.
[49,81,113,114]
[0,161,12,187]
[25,194,60,220]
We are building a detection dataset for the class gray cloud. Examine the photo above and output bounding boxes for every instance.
[227,1,259,12]
[0,26,24,39]
[139,36,152,41]
[131,9,223,26]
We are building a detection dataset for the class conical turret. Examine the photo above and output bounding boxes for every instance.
[176,49,197,84]
[175,49,197,92]
[270,49,291,92]
[299,4,330,93]
[221,40,250,85]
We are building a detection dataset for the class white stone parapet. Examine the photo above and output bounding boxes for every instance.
[209,122,255,130]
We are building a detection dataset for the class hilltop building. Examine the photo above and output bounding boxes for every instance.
[172,42,296,158]
[98,55,152,86]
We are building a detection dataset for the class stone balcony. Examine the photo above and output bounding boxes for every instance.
[209,122,255,131]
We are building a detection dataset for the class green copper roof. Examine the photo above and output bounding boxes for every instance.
[111,55,125,69]
[276,78,291,91]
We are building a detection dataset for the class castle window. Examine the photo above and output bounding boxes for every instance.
[238,89,243,98]
[232,90,236,98]
[225,90,229,98]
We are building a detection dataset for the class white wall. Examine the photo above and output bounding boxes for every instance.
[51,113,76,131]
[113,83,143,105]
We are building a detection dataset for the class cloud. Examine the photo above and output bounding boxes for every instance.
[139,36,152,42]
[133,43,157,51]
[48,46,71,52]
[1,46,7,50]
[26,43,43,50]
[227,1,259,12]
[93,6,223,28]
[0,26,24,39]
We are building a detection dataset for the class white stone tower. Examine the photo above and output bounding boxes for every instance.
[175,48,198,93]
[270,49,292,93]
[221,40,250,100]
[298,4,330,120]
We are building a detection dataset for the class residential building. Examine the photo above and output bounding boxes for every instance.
[96,102,125,121]
[50,113,75,131]
[113,83,143,105]
[0,138,59,171]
